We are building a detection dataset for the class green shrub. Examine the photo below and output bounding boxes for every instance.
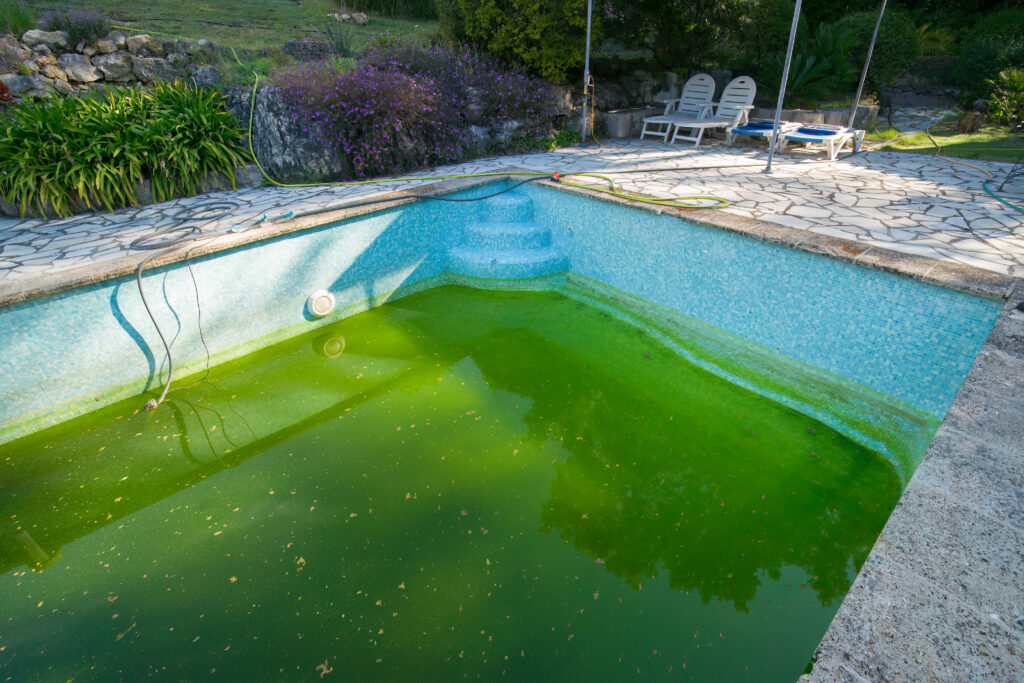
[916,23,957,56]
[952,10,1024,104]
[988,68,1024,124]
[741,0,807,72]
[443,0,590,83]
[761,53,838,108]
[837,6,919,91]
[0,0,35,36]
[0,83,250,218]
[349,0,438,20]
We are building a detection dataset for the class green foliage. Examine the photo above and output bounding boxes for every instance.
[0,0,35,36]
[549,128,580,148]
[38,6,111,46]
[952,9,1024,104]
[762,53,838,108]
[988,68,1024,124]
[915,23,956,56]
[349,0,438,20]
[0,82,249,218]
[740,0,806,72]
[447,0,590,83]
[806,22,859,90]
[603,0,743,71]
[837,6,920,91]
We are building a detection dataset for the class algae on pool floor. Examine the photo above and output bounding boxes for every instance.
[0,286,902,681]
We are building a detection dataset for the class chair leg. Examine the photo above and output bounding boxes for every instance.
[693,128,705,147]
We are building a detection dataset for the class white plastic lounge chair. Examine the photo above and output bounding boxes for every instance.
[668,76,757,146]
[726,119,800,146]
[640,73,716,142]
[777,124,865,160]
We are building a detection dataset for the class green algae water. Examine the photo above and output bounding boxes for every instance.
[0,286,904,681]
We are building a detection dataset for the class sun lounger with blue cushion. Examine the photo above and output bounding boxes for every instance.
[778,124,865,160]
[726,119,800,146]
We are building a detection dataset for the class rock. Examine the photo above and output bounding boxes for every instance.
[75,40,86,52]
[92,50,133,81]
[972,99,989,113]
[131,56,181,83]
[57,54,102,83]
[184,39,214,62]
[166,52,189,68]
[223,84,343,182]
[40,64,66,80]
[0,73,49,96]
[126,34,164,57]
[1,36,31,73]
[22,75,54,98]
[282,39,330,62]
[21,29,69,50]
[20,59,38,74]
[107,31,126,49]
[51,78,73,95]
[191,65,221,89]
[95,38,116,54]
[352,12,369,25]
[31,45,55,65]
[958,111,986,133]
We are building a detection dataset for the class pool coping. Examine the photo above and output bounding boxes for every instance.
[3,172,1022,680]
[0,172,1016,308]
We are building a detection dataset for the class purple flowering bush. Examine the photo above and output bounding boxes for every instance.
[270,41,557,179]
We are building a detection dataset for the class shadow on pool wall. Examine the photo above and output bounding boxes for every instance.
[0,180,1001,464]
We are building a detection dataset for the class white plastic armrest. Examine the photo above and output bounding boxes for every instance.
[698,103,715,120]
[663,98,681,115]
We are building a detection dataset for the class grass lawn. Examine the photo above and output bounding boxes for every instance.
[867,118,1024,164]
[49,0,439,83]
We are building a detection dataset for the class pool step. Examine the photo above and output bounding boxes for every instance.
[448,246,568,280]
[449,190,567,281]
[480,193,534,222]
[464,221,551,251]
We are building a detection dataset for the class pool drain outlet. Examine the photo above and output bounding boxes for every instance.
[307,290,336,318]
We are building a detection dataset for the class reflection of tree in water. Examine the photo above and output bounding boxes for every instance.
[464,319,902,613]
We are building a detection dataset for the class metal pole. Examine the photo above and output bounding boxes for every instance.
[579,0,593,146]
[764,0,803,174]
[848,0,888,130]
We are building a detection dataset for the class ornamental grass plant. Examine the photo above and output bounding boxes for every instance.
[0,82,250,217]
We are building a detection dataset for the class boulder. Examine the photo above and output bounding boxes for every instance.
[21,29,69,51]
[282,39,330,62]
[166,52,189,68]
[92,50,133,80]
[40,64,66,80]
[1,36,30,73]
[0,73,49,96]
[184,39,214,62]
[20,59,38,74]
[51,78,73,95]
[107,31,127,49]
[57,54,102,83]
[224,84,343,182]
[131,56,181,83]
[191,65,221,89]
[352,12,369,25]
[95,38,117,54]
[127,34,164,57]
[82,45,97,57]
[31,45,57,67]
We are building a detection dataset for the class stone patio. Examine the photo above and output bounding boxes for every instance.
[2,139,1023,298]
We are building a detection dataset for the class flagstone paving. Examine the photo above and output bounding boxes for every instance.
[1,139,1023,288]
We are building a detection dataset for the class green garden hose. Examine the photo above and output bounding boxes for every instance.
[925,128,1024,216]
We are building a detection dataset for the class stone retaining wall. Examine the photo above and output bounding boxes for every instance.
[0,29,220,100]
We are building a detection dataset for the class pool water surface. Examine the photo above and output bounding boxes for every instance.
[0,286,903,681]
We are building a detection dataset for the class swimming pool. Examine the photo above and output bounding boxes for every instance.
[0,180,1006,680]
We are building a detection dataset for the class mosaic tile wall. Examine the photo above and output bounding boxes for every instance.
[523,183,1002,417]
